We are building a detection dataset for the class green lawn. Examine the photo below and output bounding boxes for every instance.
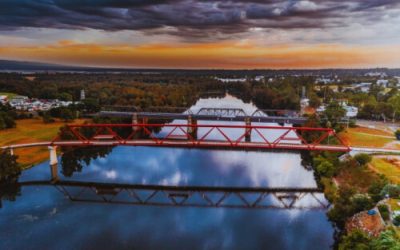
[0,118,86,167]
[339,127,394,148]
[0,92,17,99]
[370,158,400,184]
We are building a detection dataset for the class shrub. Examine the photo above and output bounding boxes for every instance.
[395,129,400,140]
[42,112,55,123]
[316,160,336,177]
[351,194,374,212]
[378,204,390,221]
[380,184,400,198]
[354,153,372,166]
[393,215,400,226]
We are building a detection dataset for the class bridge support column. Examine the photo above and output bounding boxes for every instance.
[48,146,59,181]
[132,112,140,131]
[187,115,198,139]
[245,117,251,142]
[9,148,14,156]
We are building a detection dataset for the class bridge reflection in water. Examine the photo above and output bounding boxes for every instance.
[18,180,329,210]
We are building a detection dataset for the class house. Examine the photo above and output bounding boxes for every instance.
[352,82,372,93]
[365,71,387,78]
[376,79,389,88]
[0,95,8,104]
[215,77,247,83]
[316,102,358,118]
[315,78,332,84]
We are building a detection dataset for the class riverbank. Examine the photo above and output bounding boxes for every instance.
[0,118,87,167]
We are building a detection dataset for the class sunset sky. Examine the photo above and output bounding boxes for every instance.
[0,0,400,69]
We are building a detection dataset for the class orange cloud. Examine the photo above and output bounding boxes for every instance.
[0,41,399,69]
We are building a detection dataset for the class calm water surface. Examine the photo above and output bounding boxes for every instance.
[0,96,334,250]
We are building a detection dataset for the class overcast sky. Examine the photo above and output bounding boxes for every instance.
[0,0,399,68]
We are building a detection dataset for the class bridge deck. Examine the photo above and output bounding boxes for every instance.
[1,140,349,152]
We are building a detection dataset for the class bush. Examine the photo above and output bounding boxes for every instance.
[393,215,400,226]
[338,230,372,250]
[395,129,400,140]
[0,150,20,181]
[42,112,55,123]
[378,204,390,221]
[351,194,374,212]
[354,153,372,166]
[316,160,335,177]
[380,184,400,198]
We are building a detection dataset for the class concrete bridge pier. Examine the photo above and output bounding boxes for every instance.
[9,148,14,156]
[48,146,59,182]
[245,117,252,142]
[187,115,198,139]
[132,112,140,131]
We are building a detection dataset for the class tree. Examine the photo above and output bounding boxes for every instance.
[351,194,374,212]
[354,153,372,166]
[394,215,400,226]
[316,160,335,178]
[322,101,346,132]
[380,184,400,198]
[388,93,400,122]
[0,150,20,181]
[371,230,400,250]
[339,230,372,250]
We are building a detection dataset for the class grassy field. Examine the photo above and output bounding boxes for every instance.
[0,118,87,167]
[370,158,400,184]
[0,92,17,99]
[338,127,394,148]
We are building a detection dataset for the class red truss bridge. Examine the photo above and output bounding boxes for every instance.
[40,123,350,152]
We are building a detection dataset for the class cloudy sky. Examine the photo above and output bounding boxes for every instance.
[0,0,399,69]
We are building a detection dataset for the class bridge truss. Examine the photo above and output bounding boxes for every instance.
[20,180,329,209]
[52,123,350,152]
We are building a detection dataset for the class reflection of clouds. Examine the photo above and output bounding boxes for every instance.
[160,171,188,186]
[104,170,118,180]
[210,151,316,188]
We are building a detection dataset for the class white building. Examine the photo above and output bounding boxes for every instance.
[376,79,389,87]
[215,77,247,83]
[316,102,358,118]
[315,78,333,84]
[0,95,7,104]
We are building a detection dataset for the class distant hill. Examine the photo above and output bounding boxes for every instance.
[0,59,399,76]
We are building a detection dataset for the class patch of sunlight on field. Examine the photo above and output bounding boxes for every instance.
[370,158,400,184]
[339,127,393,148]
[0,118,87,167]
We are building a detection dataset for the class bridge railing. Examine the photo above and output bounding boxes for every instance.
[52,123,350,152]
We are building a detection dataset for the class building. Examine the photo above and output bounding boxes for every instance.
[316,102,358,118]
[0,95,7,104]
[376,79,389,88]
[215,77,247,83]
[80,89,86,101]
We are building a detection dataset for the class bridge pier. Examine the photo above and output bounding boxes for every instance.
[48,146,59,181]
[132,112,139,131]
[187,115,198,139]
[245,117,251,142]
[9,148,14,156]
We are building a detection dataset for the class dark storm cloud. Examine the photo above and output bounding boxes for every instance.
[0,0,399,38]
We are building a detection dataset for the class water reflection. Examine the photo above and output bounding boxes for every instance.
[0,95,334,250]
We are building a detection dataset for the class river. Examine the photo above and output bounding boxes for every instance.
[0,95,334,250]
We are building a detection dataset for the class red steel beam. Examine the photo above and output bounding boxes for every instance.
[54,123,350,152]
